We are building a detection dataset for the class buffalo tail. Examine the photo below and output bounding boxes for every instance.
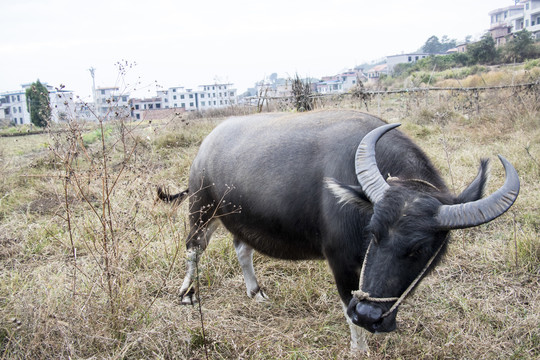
[157,187,189,205]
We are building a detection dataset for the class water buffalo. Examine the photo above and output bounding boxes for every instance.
[158,110,519,353]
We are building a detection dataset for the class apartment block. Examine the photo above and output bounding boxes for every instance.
[94,87,130,120]
[0,83,75,125]
[489,0,540,45]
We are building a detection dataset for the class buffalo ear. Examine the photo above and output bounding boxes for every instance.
[455,159,489,204]
[324,178,373,211]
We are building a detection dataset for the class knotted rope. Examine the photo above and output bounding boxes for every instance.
[352,237,447,318]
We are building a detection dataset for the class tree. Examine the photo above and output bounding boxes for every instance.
[467,33,497,64]
[422,35,457,54]
[503,29,538,63]
[25,80,51,127]
[422,36,442,54]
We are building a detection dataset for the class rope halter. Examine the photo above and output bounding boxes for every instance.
[352,237,447,318]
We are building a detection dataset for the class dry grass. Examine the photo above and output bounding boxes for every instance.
[0,82,539,359]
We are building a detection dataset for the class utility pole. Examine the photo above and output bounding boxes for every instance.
[89,67,96,105]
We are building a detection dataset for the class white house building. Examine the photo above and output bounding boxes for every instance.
[0,89,30,125]
[94,86,130,120]
[316,70,363,94]
[197,83,237,110]
[128,83,238,120]
[130,97,164,120]
[489,1,540,45]
[386,53,430,74]
[0,83,75,125]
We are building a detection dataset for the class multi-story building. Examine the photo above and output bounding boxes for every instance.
[254,78,292,98]
[197,83,237,111]
[0,83,75,125]
[489,1,540,46]
[128,83,238,119]
[166,86,201,111]
[316,70,363,94]
[0,89,29,125]
[94,86,130,120]
[130,97,163,120]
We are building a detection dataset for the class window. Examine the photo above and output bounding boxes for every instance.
[136,114,140,119]
[180,95,185,99]
[526,2,529,10]
[17,95,20,101]
[148,104,153,109]
[101,90,105,95]
[181,103,185,108]
[135,104,139,110]
[156,103,161,109]
[201,101,206,106]
[230,91,234,97]
[18,106,22,112]
[173,95,177,100]
[173,88,176,92]
[408,56,412,61]
[200,94,205,98]
[526,19,529,27]
[122,96,128,102]
[13,107,17,113]
[189,94,193,99]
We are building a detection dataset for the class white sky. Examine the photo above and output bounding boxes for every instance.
[1,0,515,100]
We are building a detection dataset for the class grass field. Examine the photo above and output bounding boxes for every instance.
[0,87,539,359]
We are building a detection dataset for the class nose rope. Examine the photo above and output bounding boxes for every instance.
[352,238,447,318]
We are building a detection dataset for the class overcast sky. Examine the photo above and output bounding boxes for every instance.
[1,0,515,100]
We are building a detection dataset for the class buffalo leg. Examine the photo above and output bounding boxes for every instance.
[342,304,369,354]
[328,257,369,353]
[179,220,219,305]
[233,237,268,301]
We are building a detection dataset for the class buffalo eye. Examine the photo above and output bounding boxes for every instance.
[406,244,427,259]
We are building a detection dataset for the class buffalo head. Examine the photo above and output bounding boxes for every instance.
[327,123,520,333]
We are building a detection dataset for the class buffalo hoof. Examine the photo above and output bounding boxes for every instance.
[179,288,197,305]
[252,289,269,303]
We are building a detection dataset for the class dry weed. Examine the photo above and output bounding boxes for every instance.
[0,81,539,359]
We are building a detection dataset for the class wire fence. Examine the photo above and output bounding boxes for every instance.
[246,80,540,122]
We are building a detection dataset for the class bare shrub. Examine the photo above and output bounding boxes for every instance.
[291,74,313,112]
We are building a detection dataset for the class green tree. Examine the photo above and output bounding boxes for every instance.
[422,35,442,54]
[467,33,497,64]
[503,29,538,63]
[422,35,457,54]
[25,80,51,127]
[440,35,457,52]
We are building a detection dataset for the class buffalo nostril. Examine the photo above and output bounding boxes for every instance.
[356,303,383,322]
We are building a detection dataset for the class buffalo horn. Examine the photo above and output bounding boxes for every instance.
[355,123,401,203]
[437,155,520,229]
